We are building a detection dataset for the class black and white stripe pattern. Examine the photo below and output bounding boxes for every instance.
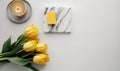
[43,7,72,33]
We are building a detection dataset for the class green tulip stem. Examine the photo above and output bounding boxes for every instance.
[22,52,34,58]
[0,58,7,61]
[16,49,24,54]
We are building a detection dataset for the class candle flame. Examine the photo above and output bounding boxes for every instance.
[16,6,20,10]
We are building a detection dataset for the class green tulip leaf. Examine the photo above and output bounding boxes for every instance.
[10,41,17,50]
[15,34,26,45]
[2,37,11,53]
[24,63,39,71]
[7,57,29,66]
[11,34,27,50]
[0,60,8,64]
[17,34,25,41]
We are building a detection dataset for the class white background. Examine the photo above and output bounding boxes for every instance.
[0,0,120,71]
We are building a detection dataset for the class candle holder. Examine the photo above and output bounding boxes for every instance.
[7,0,32,23]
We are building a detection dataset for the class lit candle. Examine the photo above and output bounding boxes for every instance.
[15,6,21,13]
[10,0,26,17]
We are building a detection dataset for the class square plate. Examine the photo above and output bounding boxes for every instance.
[43,7,72,33]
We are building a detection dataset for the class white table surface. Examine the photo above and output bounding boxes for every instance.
[0,0,120,71]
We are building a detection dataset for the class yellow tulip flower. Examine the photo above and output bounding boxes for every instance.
[33,54,50,64]
[36,42,48,53]
[23,40,37,52]
[29,37,40,43]
[25,24,40,38]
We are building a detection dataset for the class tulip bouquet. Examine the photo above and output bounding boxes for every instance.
[0,24,50,71]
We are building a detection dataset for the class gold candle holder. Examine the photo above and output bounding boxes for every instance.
[10,0,26,17]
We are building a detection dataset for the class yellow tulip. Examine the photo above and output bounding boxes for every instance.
[29,37,40,43]
[25,24,40,38]
[23,40,37,52]
[36,42,48,53]
[33,54,50,64]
